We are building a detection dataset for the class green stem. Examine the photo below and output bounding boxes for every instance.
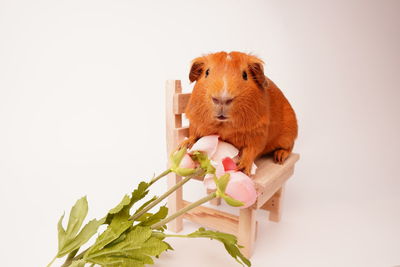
[151,192,217,229]
[130,177,190,221]
[130,168,204,221]
[72,248,88,261]
[60,249,78,267]
[159,233,196,238]
[60,248,88,267]
[46,256,57,267]
[149,169,172,186]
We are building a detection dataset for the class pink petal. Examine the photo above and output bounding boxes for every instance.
[225,171,257,208]
[210,160,226,178]
[222,157,237,171]
[179,153,196,169]
[212,141,239,162]
[190,135,219,158]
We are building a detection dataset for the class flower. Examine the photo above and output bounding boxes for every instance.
[224,171,257,208]
[212,141,239,162]
[188,135,257,208]
[179,153,196,169]
[222,157,237,171]
[189,135,219,157]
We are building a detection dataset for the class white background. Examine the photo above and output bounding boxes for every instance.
[0,0,399,266]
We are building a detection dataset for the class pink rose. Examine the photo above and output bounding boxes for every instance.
[189,135,219,157]
[225,171,257,208]
[189,135,257,208]
[212,141,239,162]
[179,153,196,169]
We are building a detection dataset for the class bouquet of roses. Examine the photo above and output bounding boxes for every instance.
[47,136,257,267]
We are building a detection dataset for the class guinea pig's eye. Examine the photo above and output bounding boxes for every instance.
[242,71,248,80]
[205,69,210,77]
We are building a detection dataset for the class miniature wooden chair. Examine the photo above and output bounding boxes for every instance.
[165,80,300,258]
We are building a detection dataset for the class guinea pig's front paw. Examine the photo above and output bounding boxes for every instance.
[177,137,196,151]
[237,161,252,176]
[273,149,290,164]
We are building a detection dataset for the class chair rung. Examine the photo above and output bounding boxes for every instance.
[182,200,239,235]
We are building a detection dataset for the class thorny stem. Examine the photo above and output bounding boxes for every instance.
[129,168,204,221]
[151,192,217,229]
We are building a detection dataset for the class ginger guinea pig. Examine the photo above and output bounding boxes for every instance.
[180,51,298,175]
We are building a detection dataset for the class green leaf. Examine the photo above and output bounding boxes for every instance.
[192,151,216,174]
[134,196,157,214]
[102,231,127,248]
[57,197,104,258]
[84,226,169,267]
[66,197,89,237]
[131,182,151,205]
[221,194,245,207]
[58,218,105,257]
[86,180,156,260]
[86,212,132,255]
[69,260,86,267]
[139,236,169,256]
[105,181,150,224]
[163,240,174,251]
[216,173,230,193]
[57,213,66,250]
[138,206,168,228]
[174,167,197,177]
[108,195,131,215]
[187,227,251,267]
[135,212,153,222]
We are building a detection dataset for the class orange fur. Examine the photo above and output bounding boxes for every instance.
[181,51,298,175]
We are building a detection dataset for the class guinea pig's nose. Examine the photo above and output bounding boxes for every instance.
[211,96,234,105]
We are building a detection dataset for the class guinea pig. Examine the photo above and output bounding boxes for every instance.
[179,51,298,175]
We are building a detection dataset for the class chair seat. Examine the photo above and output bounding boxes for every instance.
[190,152,300,209]
[253,153,300,208]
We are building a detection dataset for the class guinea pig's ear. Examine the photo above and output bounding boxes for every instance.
[189,59,204,83]
[249,62,268,89]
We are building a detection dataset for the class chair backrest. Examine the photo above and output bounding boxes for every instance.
[165,80,191,159]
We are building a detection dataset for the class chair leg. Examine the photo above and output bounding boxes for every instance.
[167,172,184,232]
[207,189,221,206]
[262,185,285,222]
[238,207,257,258]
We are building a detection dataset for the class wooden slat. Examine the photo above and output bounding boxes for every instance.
[261,185,285,222]
[166,80,184,232]
[255,166,294,209]
[174,127,189,143]
[173,93,191,114]
[166,80,183,155]
[207,188,221,206]
[182,200,239,235]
